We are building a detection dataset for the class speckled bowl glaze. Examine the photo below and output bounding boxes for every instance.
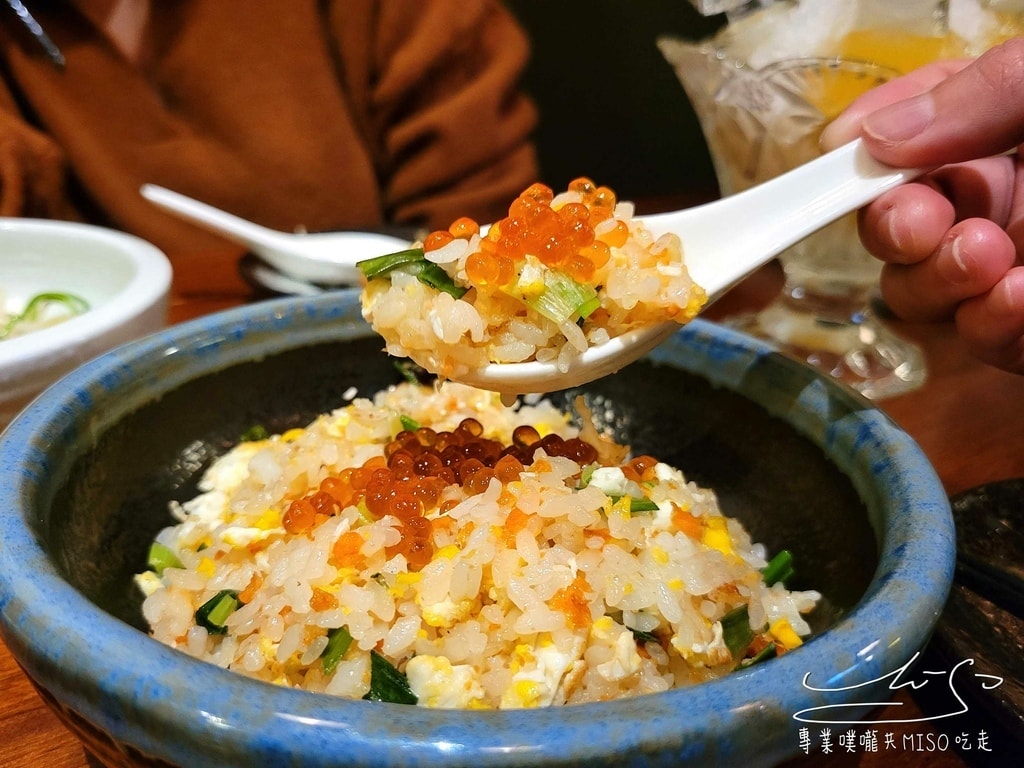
[0,291,954,768]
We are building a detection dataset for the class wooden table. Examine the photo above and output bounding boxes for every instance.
[2,244,1022,768]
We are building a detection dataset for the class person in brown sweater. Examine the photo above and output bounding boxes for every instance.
[0,0,538,284]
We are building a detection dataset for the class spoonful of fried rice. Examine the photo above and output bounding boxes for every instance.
[358,139,927,395]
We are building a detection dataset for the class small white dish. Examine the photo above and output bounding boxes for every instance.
[0,218,172,429]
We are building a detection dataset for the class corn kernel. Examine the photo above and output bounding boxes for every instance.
[769,618,804,650]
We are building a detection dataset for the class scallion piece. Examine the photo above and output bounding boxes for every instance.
[239,424,269,442]
[576,294,602,319]
[762,550,795,587]
[393,359,431,385]
[518,269,599,326]
[361,651,417,704]
[410,261,467,298]
[721,605,754,662]
[740,643,777,669]
[609,495,660,513]
[356,248,467,299]
[195,589,240,635]
[629,497,659,513]
[320,626,354,676]
[399,415,421,432]
[628,626,659,645]
[356,248,427,280]
[146,541,182,575]
[577,462,598,489]
[0,291,89,340]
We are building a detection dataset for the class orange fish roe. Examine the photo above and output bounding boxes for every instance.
[448,216,480,239]
[331,530,366,568]
[283,497,317,534]
[621,454,659,484]
[360,178,708,379]
[419,176,629,293]
[284,418,601,571]
[141,384,820,708]
[422,230,454,252]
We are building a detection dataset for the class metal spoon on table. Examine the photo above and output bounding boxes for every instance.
[454,138,928,395]
[139,184,411,286]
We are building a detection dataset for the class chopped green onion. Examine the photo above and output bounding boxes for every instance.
[740,643,777,669]
[362,651,418,705]
[514,269,599,326]
[0,292,89,340]
[393,359,431,385]
[356,248,427,280]
[762,550,795,587]
[575,294,602,319]
[399,415,421,432]
[410,262,466,298]
[356,247,467,299]
[577,462,598,489]
[629,497,660,513]
[320,626,354,676]
[239,424,270,442]
[628,626,659,645]
[609,495,660,513]
[195,589,241,635]
[146,541,182,575]
[721,605,754,662]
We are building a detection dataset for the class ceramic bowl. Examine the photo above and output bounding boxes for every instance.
[0,218,172,429]
[0,291,954,767]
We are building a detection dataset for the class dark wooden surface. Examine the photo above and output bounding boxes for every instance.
[2,240,1021,767]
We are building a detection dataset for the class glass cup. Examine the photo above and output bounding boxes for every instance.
[659,39,927,398]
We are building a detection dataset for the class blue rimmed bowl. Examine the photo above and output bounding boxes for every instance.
[0,291,953,767]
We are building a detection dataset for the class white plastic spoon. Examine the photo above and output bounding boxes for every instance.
[139,184,411,285]
[453,139,928,394]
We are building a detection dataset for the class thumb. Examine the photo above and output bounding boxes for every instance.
[858,38,1024,167]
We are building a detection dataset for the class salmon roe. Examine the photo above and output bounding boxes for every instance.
[420,177,627,291]
[282,419,601,570]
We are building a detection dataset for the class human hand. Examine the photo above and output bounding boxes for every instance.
[821,39,1024,373]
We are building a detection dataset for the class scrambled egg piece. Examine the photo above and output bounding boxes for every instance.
[671,619,730,667]
[134,570,162,597]
[769,618,803,651]
[587,467,641,499]
[500,635,585,708]
[419,597,475,629]
[590,617,643,682]
[406,656,486,708]
[701,517,734,557]
[200,441,263,494]
[219,509,285,548]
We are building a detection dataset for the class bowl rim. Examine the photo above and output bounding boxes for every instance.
[0,217,172,373]
[0,293,955,767]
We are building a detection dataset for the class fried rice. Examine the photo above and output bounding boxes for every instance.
[136,382,818,708]
[358,180,707,380]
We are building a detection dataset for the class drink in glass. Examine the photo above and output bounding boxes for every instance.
[662,0,1021,397]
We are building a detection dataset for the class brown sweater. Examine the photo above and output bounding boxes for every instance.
[0,1,538,271]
